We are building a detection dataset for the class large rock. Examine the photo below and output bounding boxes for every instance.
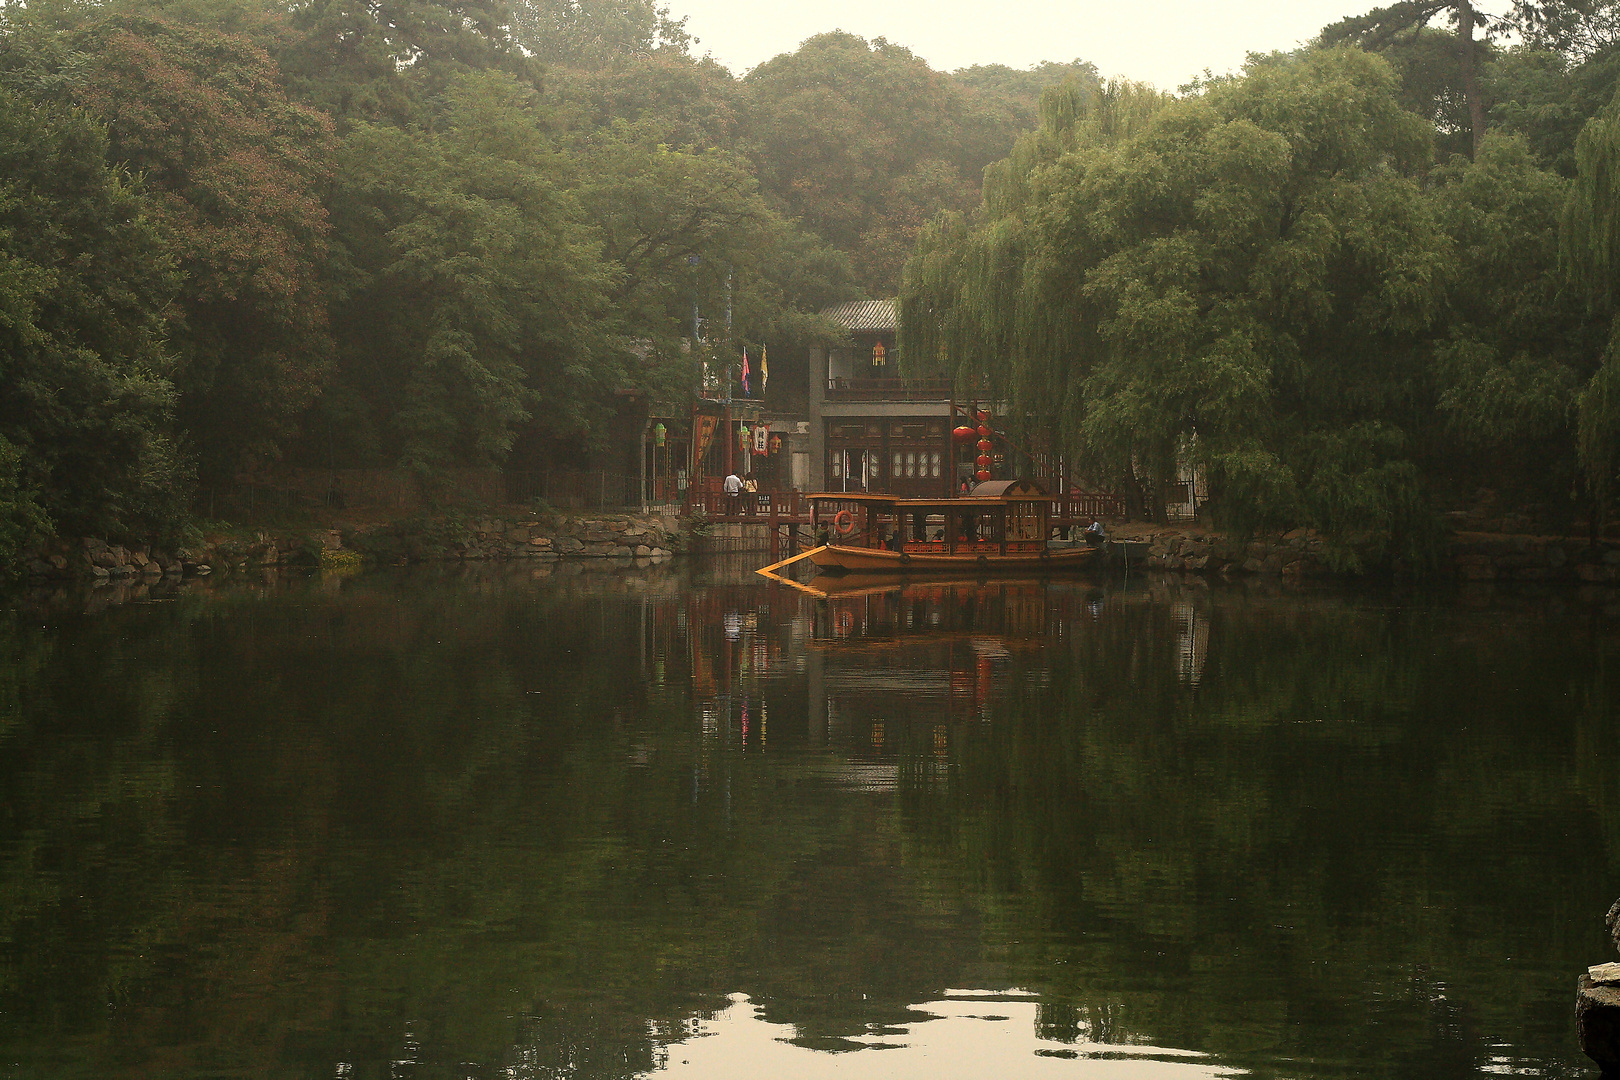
[1579,974,1620,1076]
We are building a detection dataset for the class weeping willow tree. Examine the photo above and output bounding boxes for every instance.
[902,49,1451,566]
[898,79,1169,489]
[1568,93,1620,532]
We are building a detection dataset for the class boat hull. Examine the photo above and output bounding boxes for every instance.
[809,543,1097,574]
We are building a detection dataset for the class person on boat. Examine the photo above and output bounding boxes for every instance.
[1084,519,1107,546]
[912,511,928,542]
[887,527,903,552]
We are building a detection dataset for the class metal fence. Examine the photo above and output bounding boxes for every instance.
[503,469,638,510]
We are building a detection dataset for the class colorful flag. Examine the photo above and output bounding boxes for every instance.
[740,348,751,397]
[760,345,768,392]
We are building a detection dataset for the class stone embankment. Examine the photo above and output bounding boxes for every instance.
[1122,525,1620,582]
[1128,527,1329,577]
[20,513,683,583]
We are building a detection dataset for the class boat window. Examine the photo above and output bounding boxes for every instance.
[874,511,901,549]
[1008,501,1044,541]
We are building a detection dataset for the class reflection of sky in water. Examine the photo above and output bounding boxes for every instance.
[653,994,1234,1080]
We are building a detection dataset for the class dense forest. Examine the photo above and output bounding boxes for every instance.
[0,0,1094,557]
[901,2,1620,567]
[5,0,1620,570]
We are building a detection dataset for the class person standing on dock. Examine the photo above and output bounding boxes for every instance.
[724,471,743,515]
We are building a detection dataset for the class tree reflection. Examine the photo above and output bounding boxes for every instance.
[0,568,1615,1077]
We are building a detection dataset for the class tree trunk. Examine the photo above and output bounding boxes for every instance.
[1456,0,1486,157]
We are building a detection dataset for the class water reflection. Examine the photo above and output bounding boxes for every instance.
[0,561,1617,1078]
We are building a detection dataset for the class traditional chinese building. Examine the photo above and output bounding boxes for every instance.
[805,299,973,498]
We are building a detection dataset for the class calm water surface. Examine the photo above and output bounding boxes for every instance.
[1,558,1617,1078]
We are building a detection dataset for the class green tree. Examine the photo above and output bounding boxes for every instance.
[277,0,528,125]
[905,50,1449,566]
[1319,0,1501,157]
[1427,133,1599,515]
[1564,85,1620,527]
[0,83,187,539]
[742,33,989,294]
[508,0,690,69]
[65,14,337,488]
[318,71,617,468]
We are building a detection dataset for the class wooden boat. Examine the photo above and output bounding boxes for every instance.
[763,479,1099,579]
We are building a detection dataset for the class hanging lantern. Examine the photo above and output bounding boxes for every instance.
[976,410,989,423]
[977,424,991,441]
[653,422,666,447]
[952,425,976,444]
[977,438,992,454]
[739,424,750,452]
[976,454,991,470]
[975,468,991,482]
[770,435,782,455]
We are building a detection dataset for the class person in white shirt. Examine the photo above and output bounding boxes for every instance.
[723,472,742,513]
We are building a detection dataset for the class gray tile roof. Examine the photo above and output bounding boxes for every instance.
[821,299,896,333]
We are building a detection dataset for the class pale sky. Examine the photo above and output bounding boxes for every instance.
[667,0,1514,90]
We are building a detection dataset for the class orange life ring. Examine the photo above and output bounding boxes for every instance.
[833,509,855,537]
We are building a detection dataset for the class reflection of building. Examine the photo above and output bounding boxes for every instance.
[1171,600,1209,687]
[806,300,958,498]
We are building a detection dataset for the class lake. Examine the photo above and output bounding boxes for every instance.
[1,558,1615,1079]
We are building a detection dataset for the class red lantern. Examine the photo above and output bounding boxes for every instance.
[977,438,992,454]
[975,468,991,482]
[770,435,782,454]
[976,454,991,470]
[952,425,976,444]
[976,410,989,423]
[977,424,991,440]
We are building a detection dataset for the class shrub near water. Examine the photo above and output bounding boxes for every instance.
[318,548,365,571]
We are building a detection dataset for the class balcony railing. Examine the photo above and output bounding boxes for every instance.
[824,377,954,401]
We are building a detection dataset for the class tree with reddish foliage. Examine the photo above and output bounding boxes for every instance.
[70,14,337,486]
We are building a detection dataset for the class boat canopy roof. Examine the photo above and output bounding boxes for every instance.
[969,478,1048,498]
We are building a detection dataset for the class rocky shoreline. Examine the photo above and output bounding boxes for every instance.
[18,512,685,584]
[1118,524,1620,583]
[18,511,1620,587]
